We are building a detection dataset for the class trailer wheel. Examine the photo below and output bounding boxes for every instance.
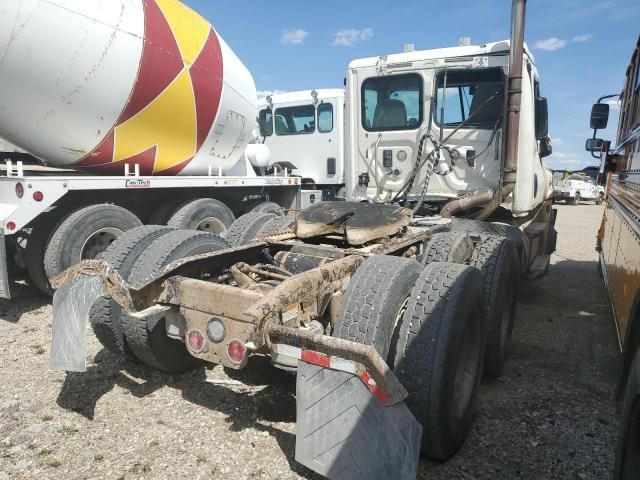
[89,225,176,356]
[419,232,474,265]
[224,212,277,246]
[392,262,485,460]
[147,200,182,225]
[167,198,235,235]
[615,351,640,479]
[470,236,519,377]
[251,201,284,216]
[256,215,295,238]
[44,204,142,284]
[24,208,67,296]
[596,193,604,205]
[122,230,231,373]
[334,255,422,358]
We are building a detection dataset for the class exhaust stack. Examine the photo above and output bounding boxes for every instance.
[503,0,527,187]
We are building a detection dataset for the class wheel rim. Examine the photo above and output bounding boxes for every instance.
[453,307,482,419]
[195,217,226,235]
[80,227,124,261]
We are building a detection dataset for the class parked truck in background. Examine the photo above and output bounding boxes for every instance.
[258,89,346,200]
[0,0,308,300]
[587,34,640,480]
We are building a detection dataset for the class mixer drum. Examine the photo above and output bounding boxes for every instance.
[0,0,256,175]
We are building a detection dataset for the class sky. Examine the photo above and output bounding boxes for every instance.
[185,0,639,171]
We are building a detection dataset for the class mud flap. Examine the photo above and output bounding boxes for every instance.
[0,232,10,299]
[295,361,422,479]
[50,275,107,372]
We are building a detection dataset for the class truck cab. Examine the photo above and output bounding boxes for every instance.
[345,40,553,218]
[257,90,345,199]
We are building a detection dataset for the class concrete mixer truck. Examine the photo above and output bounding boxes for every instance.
[0,0,310,299]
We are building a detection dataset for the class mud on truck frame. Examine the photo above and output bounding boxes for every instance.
[47,0,559,477]
[52,201,522,479]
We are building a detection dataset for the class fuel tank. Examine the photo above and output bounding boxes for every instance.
[0,0,256,175]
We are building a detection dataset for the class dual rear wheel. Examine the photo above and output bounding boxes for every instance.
[334,230,520,460]
[88,227,231,373]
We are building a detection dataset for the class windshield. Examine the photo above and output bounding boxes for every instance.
[274,105,316,135]
[433,68,505,129]
[361,73,423,132]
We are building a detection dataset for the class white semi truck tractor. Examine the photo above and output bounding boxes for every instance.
[0,0,302,298]
[257,89,346,200]
[49,1,558,479]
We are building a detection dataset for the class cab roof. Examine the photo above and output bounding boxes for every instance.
[348,40,536,70]
[257,89,345,107]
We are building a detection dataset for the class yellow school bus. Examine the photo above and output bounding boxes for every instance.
[589,35,640,479]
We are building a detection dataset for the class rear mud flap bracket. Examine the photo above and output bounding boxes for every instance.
[295,361,422,479]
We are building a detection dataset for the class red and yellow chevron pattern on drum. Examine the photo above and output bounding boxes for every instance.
[77,0,223,175]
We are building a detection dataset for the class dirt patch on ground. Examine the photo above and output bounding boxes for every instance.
[0,204,619,479]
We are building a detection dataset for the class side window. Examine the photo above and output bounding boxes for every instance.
[362,74,423,131]
[259,109,273,137]
[434,68,505,129]
[274,105,316,135]
[318,103,333,133]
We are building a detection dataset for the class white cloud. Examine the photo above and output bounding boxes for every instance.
[533,37,567,51]
[605,99,621,110]
[572,34,593,43]
[551,138,564,147]
[546,152,590,171]
[332,28,373,47]
[280,29,309,46]
[257,90,287,99]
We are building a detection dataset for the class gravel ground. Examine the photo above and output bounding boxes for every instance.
[0,204,620,480]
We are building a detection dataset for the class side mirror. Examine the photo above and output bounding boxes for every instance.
[539,136,552,158]
[535,97,549,139]
[590,103,610,130]
[585,138,604,152]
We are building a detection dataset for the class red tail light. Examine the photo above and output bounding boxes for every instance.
[227,341,246,363]
[6,222,16,231]
[15,183,24,198]
[33,191,44,202]
[186,330,205,353]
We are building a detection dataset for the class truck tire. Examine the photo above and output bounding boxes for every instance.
[616,350,640,479]
[596,193,604,205]
[334,256,423,358]
[24,208,67,296]
[252,201,284,216]
[392,262,485,460]
[450,218,523,247]
[89,225,176,356]
[147,200,182,225]
[224,212,277,247]
[419,232,474,265]
[44,204,142,286]
[122,230,231,373]
[572,192,581,205]
[471,236,519,377]
[167,198,235,235]
[256,215,295,238]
